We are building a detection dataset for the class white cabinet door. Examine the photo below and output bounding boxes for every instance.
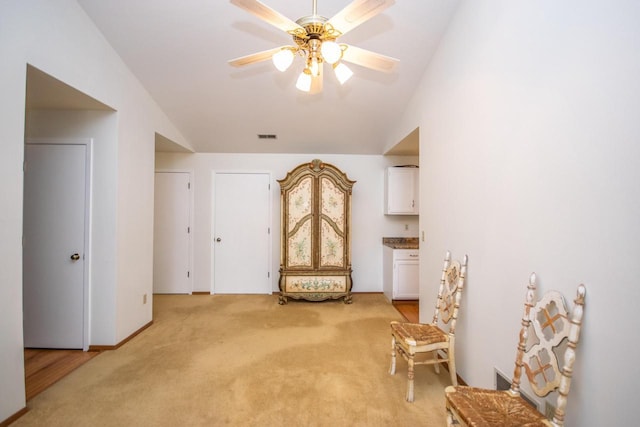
[385,167,419,215]
[394,259,419,300]
[385,248,419,301]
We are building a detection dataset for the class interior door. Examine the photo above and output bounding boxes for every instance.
[23,142,87,349]
[213,172,271,294]
[153,172,191,294]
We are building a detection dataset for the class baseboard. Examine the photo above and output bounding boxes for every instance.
[0,406,28,426]
[437,361,468,386]
[88,320,153,351]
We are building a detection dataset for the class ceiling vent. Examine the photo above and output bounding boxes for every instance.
[258,134,277,140]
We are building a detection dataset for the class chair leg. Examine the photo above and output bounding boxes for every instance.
[433,351,440,374]
[406,355,415,402]
[389,335,396,375]
[448,347,458,386]
[446,407,458,426]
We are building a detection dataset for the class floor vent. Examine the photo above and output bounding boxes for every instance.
[494,368,540,411]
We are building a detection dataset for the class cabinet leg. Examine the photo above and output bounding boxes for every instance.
[343,294,353,304]
[278,295,288,305]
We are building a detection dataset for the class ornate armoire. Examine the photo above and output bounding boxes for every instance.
[278,159,355,304]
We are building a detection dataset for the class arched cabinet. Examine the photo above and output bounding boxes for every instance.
[278,159,355,304]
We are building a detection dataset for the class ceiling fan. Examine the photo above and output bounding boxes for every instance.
[229,0,399,94]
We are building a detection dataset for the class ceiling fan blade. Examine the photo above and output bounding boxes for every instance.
[230,0,304,33]
[327,0,395,36]
[341,44,398,73]
[228,47,284,67]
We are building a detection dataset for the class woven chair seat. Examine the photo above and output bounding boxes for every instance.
[445,386,550,427]
[391,322,449,347]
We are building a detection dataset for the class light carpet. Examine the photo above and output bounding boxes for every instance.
[14,294,451,426]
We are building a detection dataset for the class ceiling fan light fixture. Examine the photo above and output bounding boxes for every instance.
[296,69,312,92]
[310,57,320,77]
[272,48,295,72]
[320,40,341,64]
[333,62,353,85]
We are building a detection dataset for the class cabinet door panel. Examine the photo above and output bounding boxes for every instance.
[320,218,344,267]
[287,176,313,228]
[395,260,419,299]
[386,168,418,215]
[287,217,313,267]
[320,177,345,229]
[320,176,346,268]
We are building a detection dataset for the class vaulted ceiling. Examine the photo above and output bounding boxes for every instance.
[76,0,459,154]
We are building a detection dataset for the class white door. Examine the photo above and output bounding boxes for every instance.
[23,142,87,349]
[153,172,191,294]
[213,172,271,294]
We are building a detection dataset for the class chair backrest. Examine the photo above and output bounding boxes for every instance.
[510,273,586,426]
[431,251,468,334]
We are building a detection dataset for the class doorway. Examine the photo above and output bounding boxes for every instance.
[212,172,271,294]
[21,65,118,404]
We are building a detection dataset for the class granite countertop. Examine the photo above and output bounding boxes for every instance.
[382,237,419,249]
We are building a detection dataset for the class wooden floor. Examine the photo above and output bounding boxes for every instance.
[23,298,418,402]
[24,349,99,401]
[392,300,419,323]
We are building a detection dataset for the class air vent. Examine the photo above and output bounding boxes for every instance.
[257,134,277,140]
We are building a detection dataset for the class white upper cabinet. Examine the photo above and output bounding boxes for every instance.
[385,167,419,215]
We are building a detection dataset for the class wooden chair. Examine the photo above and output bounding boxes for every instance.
[389,251,468,402]
[445,273,586,427]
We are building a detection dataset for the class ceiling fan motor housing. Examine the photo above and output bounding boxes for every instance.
[292,15,340,53]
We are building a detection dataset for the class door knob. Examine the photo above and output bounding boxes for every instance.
[216,238,221,242]
[70,253,80,261]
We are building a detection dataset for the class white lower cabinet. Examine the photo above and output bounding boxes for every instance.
[383,246,419,301]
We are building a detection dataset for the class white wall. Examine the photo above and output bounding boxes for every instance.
[391,1,640,425]
[0,0,190,421]
[155,153,419,293]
